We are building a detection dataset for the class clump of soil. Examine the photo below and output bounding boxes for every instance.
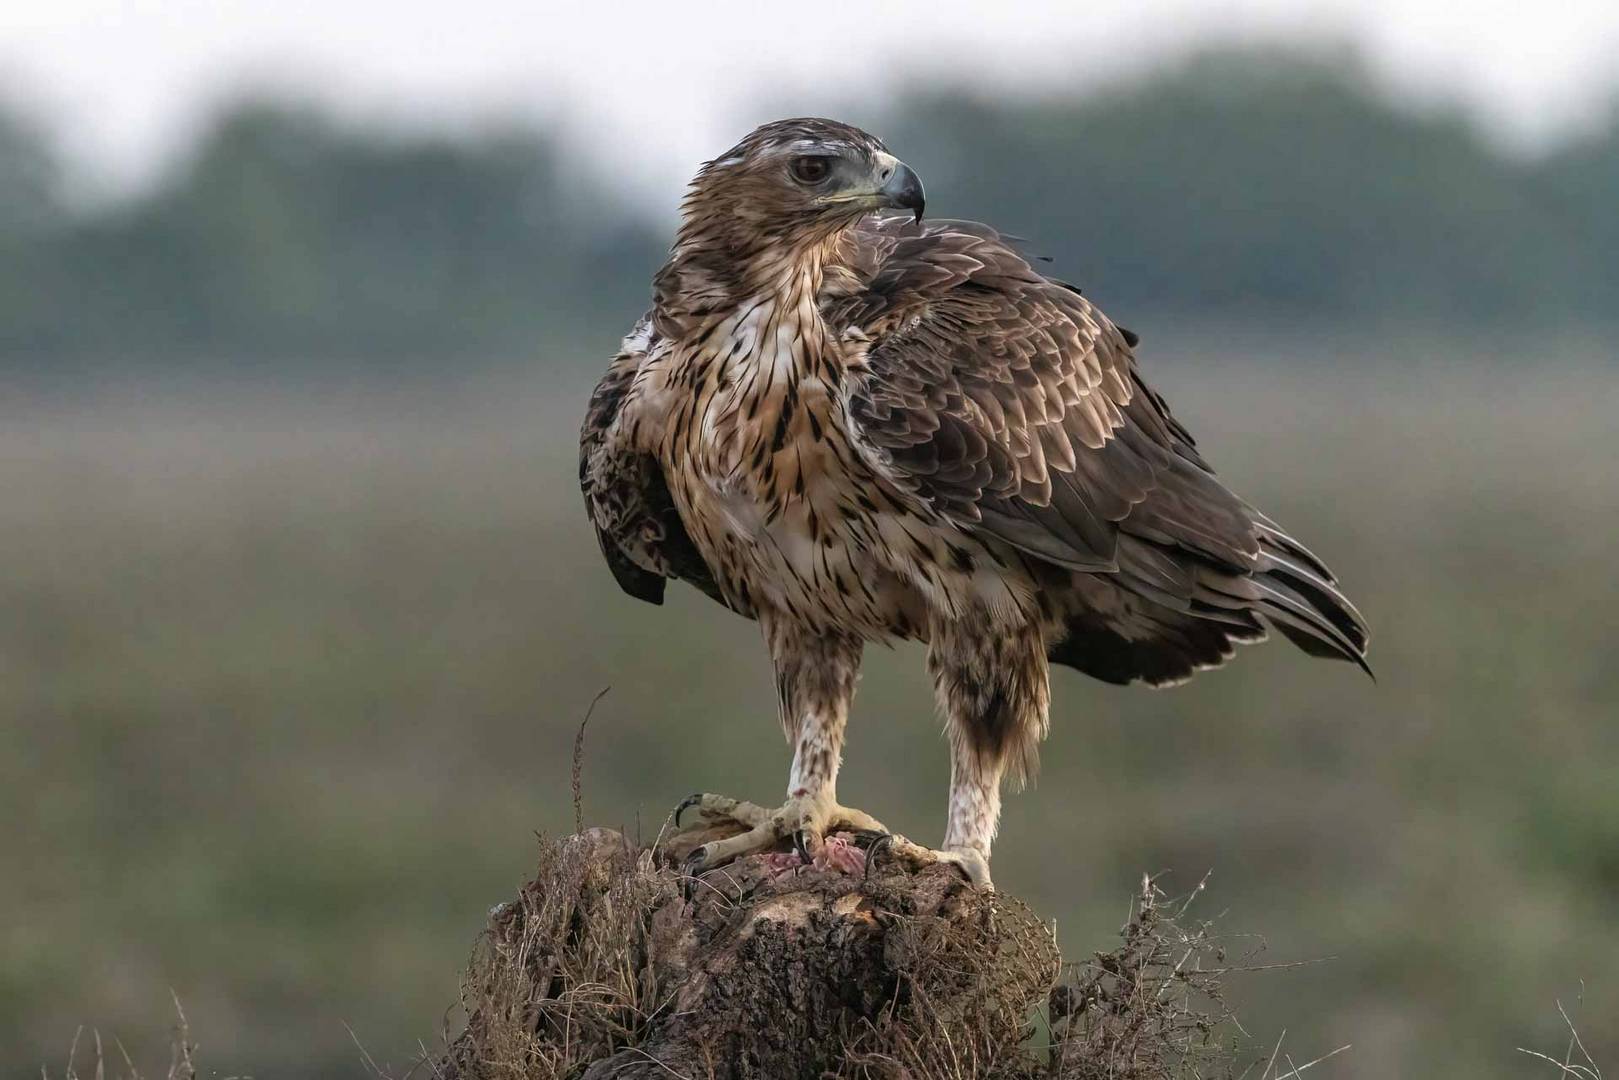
[433,826,1260,1080]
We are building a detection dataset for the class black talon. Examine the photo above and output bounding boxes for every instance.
[674,793,704,828]
[849,829,887,849]
[793,829,812,864]
[864,833,894,882]
[681,845,707,902]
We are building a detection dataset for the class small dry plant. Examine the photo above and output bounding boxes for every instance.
[1047,873,1347,1080]
[44,994,220,1080]
[1519,989,1604,1080]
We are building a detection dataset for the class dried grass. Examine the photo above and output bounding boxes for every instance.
[834,886,1062,1079]
[428,834,1339,1080]
[436,830,681,1079]
[1048,874,1346,1080]
[1518,989,1604,1080]
[44,995,213,1080]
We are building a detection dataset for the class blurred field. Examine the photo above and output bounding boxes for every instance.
[5,341,1617,1078]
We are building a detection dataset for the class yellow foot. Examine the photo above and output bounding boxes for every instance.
[673,791,889,877]
[867,834,994,890]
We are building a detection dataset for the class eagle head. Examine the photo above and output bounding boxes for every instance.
[676,118,925,260]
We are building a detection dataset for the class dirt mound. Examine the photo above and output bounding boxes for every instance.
[433,825,1254,1080]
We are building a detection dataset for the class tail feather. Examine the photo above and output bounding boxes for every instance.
[1252,570,1373,678]
[1096,520,1372,682]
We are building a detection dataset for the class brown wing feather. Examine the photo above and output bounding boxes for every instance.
[579,318,731,611]
[836,217,1370,680]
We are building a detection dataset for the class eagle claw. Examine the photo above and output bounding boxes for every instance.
[669,792,891,879]
[674,793,704,828]
[863,833,894,882]
[863,833,994,890]
[680,845,709,902]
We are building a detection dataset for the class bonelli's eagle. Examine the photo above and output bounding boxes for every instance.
[580,118,1368,886]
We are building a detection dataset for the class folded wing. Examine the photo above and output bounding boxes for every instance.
[579,317,731,612]
[834,217,1370,682]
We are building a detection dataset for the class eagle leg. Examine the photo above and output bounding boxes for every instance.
[677,625,887,879]
[923,614,1051,894]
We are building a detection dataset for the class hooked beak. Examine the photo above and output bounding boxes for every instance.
[875,156,925,223]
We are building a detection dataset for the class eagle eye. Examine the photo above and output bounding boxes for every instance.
[788,155,833,185]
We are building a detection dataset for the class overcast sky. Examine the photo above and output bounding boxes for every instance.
[4,0,1618,204]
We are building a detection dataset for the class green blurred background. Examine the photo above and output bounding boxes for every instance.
[4,11,1619,1079]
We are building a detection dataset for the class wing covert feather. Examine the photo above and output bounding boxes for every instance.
[835,217,1369,672]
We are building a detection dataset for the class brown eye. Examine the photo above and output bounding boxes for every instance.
[789,155,832,185]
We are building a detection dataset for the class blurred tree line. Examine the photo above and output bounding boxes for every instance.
[1,49,1615,373]
[0,102,658,369]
